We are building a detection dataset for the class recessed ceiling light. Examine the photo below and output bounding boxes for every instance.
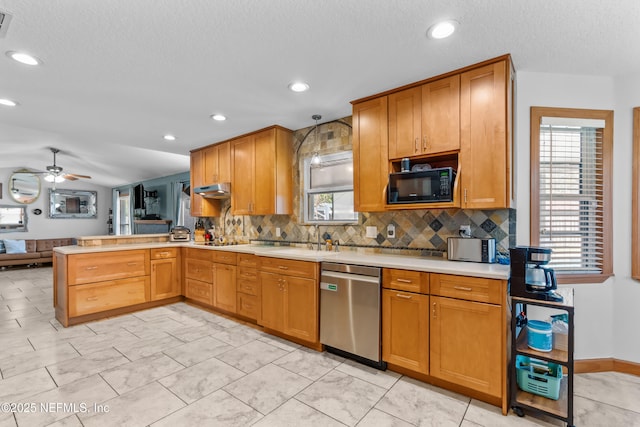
[288,81,310,93]
[163,134,176,141]
[211,114,226,121]
[6,51,42,66]
[0,98,18,107]
[427,20,458,39]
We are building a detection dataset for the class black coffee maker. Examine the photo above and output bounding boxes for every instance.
[509,246,562,302]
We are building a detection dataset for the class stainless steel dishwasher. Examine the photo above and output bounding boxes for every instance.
[320,262,386,370]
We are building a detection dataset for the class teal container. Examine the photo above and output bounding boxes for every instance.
[527,320,553,352]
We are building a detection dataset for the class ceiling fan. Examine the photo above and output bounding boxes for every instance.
[36,148,92,184]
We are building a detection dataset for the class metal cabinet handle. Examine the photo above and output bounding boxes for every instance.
[396,278,412,283]
[85,266,97,270]
[278,265,289,270]
[433,302,437,318]
[158,252,170,257]
[453,286,473,292]
[464,189,468,203]
[86,296,99,301]
[396,293,412,299]
[422,136,427,151]
[415,138,419,152]
[127,262,137,266]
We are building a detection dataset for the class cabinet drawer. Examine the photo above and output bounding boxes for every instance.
[184,248,212,261]
[150,247,178,259]
[237,293,259,320]
[68,250,149,285]
[69,277,149,317]
[430,273,504,305]
[212,251,237,265]
[185,278,212,305]
[185,258,212,283]
[383,269,429,294]
[260,257,317,279]
[237,269,259,296]
[238,253,259,268]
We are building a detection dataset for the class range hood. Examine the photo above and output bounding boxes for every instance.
[193,183,231,199]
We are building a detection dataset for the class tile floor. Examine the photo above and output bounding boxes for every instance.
[0,266,639,427]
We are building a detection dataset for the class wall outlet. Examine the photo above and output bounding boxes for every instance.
[275,227,281,237]
[365,226,377,238]
[459,225,471,238]
[387,224,395,238]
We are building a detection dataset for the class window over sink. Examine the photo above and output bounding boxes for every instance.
[303,151,357,224]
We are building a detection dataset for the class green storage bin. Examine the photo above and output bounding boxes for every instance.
[515,355,563,400]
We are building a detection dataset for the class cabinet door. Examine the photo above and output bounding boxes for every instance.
[231,136,255,215]
[259,271,284,330]
[204,145,219,183]
[190,150,205,217]
[213,263,237,313]
[430,295,502,398]
[353,97,389,212]
[217,141,231,183]
[69,277,149,317]
[460,60,510,209]
[150,258,180,300]
[283,275,318,342]
[185,278,212,305]
[422,75,460,154]
[388,87,422,159]
[253,129,277,215]
[185,258,212,283]
[190,150,221,217]
[382,289,429,374]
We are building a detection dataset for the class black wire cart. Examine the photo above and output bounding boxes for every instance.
[510,291,575,427]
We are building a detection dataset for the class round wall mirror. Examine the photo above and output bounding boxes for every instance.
[9,172,41,204]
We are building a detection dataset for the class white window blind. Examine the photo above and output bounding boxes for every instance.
[303,151,357,224]
[538,123,604,274]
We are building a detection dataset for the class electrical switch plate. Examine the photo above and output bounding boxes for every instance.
[276,227,281,237]
[387,224,395,238]
[365,226,377,238]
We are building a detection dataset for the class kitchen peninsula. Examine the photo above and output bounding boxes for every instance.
[53,235,511,413]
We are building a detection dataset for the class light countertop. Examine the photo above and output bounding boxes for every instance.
[54,241,510,280]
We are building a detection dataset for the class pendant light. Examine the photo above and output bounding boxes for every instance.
[311,114,321,165]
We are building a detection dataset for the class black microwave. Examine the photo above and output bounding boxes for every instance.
[388,167,456,204]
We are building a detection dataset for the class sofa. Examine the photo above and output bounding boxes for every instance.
[0,238,76,268]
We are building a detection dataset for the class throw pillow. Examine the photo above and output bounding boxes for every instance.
[0,240,5,253]
[3,239,27,254]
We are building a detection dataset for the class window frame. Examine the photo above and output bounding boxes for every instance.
[530,106,613,284]
[302,151,357,225]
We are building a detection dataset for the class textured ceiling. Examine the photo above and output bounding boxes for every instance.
[1,0,639,187]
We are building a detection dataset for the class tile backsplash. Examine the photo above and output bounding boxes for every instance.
[206,116,516,256]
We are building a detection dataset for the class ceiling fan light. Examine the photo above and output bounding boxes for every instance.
[45,175,64,183]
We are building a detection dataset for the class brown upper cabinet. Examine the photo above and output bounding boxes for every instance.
[204,142,231,184]
[388,75,460,160]
[190,145,227,217]
[353,97,389,213]
[231,126,293,215]
[352,55,513,212]
[190,125,292,217]
[459,60,512,209]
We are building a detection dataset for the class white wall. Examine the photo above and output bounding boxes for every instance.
[612,73,640,363]
[516,71,640,363]
[1,168,112,240]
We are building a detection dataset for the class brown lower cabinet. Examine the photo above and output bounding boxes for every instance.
[382,289,429,374]
[213,263,237,313]
[430,295,503,398]
[382,269,508,414]
[69,277,149,317]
